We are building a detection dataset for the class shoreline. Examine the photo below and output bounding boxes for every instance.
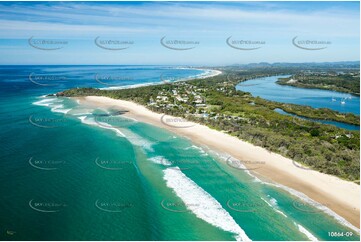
[100,68,222,90]
[74,96,360,230]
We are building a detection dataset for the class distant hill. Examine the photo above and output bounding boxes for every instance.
[227,61,360,69]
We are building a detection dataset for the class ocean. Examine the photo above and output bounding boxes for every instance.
[0,66,359,241]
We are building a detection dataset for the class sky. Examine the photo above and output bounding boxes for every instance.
[0,1,359,65]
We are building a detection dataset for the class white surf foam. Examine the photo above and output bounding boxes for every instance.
[50,104,71,114]
[225,155,254,177]
[208,149,358,233]
[99,68,221,90]
[261,181,360,233]
[96,121,126,137]
[175,68,222,80]
[195,69,222,79]
[294,222,318,241]
[77,116,126,137]
[77,116,97,126]
[72,112,92,116]
[209,150,358,233]
[148,156,172,166]
[122,116,138,122]
[100,82,159,90]
[163,168,251,241]
[33,100,51,107]
[269,197,278,206]
[184,145,208,156]
[275,209,287,218]
[260,197,287,218]
[33,98,60,107]
[120,129,154,152]
[261,197,273,208]
[68,107,94,116]
[205,150,257,183]
[208,150,262,183]
[33,97,71,114]
[184,145,206,154]
[75,109,152,151]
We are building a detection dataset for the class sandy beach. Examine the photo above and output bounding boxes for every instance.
[76,96,360,230]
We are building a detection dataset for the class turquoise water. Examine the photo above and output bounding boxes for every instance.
[236,75,360,116]
[0,66,359,240]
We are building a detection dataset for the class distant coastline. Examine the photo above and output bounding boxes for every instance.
[100,68,222,91]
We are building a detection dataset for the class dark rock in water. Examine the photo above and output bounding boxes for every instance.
[92,110,128,117]
[109,110,128,115]
[46,93,56,97]
[56,92,65,97]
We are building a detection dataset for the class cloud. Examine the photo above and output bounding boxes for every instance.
[0,1,358,38]
[0,1,358,64]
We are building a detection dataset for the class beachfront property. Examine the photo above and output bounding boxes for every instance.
[146,81,245,124]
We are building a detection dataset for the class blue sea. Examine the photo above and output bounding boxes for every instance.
[0,66,359,241]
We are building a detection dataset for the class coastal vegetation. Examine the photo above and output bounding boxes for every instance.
[62,69,360,182]
[277,71,360,95]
